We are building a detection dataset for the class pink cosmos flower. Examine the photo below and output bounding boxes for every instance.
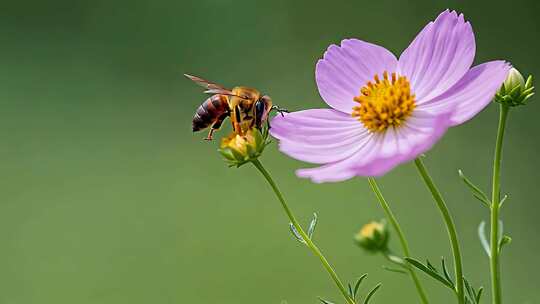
[270,10,510,183]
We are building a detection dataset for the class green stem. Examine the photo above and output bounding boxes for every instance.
[490,104,509,304]
[251,159,355,304]
[367,178,430,304]
[414,158,465,304]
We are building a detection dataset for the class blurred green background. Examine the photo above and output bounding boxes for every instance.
[1,0,539,303]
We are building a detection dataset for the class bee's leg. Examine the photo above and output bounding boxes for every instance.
[205,113,229,141]
[232,105,244,136]
[265,105,290,130]
[204,129,215,141]
[232,121,244,136]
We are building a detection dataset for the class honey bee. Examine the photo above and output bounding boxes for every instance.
[185,74,287,140]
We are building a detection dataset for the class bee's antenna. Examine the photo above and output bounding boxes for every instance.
[271,105,290,117]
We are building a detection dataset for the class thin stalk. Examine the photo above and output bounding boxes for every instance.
[414,158,465,304]
[251,159,355,304]
[367,178,430,304]
[490,104,509,304]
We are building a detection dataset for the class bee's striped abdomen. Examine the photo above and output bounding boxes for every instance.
[192,94,229,132]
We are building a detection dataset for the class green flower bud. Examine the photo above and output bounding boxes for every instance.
[354,220,389,253]
[218,128,269,167]
[495,67,535,107]
[504,68,525,89]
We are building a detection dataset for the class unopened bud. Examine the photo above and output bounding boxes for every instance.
[496,67,534,107]
[218,128,268,167]
[505,68,525,89]
[354,220,389,253]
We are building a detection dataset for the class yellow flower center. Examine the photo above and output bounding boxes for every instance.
[352,71,416,132]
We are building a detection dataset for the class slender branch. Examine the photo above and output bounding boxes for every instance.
[367,178,430,304]
[251,159,355,304]
[414,158,465,304]
[490,104,509,304]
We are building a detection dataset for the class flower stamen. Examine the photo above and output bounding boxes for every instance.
[352,71,416,132]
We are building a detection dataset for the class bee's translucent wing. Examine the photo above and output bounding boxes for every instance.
[203,88,235,95]
[184,74,236,96]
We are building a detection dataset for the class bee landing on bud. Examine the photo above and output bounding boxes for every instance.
[355,220,389,253]
[218,128,270,167]
[185,74,288,141]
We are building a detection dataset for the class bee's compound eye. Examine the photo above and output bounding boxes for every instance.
[255,97,273,129]
[254,99,265,121]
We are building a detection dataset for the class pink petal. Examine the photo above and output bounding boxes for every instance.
[398,10,475,102]
[419,61,511,126]
[316,39,397,114]
[296,108,454,182]
[270,109,369,164]
[352,109,454,176]
[296,135,378,183]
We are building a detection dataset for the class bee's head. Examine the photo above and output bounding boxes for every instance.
[254,95,273,129]
[254,95,289,130]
